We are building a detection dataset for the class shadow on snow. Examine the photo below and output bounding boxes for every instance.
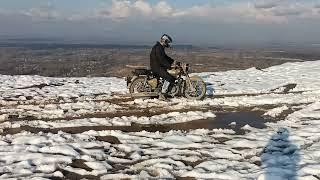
[261,128,300,180]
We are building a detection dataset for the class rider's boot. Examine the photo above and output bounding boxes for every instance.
[159,80,170,101]
[158,93,167,101]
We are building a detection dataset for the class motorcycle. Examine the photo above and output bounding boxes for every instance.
[126,63,206,100]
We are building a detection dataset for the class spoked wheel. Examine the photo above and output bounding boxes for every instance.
[184,76,207,100]
[129,77,152,94]
[167,84,180,97]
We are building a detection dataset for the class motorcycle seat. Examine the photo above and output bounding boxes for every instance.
[133,68,153,76]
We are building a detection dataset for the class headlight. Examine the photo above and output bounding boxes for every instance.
[185,64,190,72]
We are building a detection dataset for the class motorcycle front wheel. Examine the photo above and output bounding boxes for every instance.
[184,76,207,100]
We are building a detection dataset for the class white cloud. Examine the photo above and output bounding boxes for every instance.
[2,0,320,45]
[179,5,212,17]
[109,0,132,18]
[71,0,319,24]
[271,4,308,17]
[157,3,288,24]
[97,0,175,19]
[134,0,152,15]
[103,0,292,23]
[3,0,320,24]
[254,0,279,9]
[22,4,60,20]
[153,1,173,17]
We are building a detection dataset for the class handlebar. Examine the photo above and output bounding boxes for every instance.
[171,62,190,73]
[171,61,182,68]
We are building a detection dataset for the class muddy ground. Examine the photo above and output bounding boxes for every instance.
[1,45,319,77]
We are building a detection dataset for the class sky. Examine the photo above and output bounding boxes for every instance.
[0,0,320,46]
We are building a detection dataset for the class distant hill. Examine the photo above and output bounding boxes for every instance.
[0,43,195,50]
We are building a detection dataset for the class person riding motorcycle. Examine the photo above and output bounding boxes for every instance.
[150,34,177,100]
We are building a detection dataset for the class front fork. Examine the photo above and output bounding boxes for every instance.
[185,75,197,92]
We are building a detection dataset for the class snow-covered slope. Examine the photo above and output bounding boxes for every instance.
[0,60,320,179]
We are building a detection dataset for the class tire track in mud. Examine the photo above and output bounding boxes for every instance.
[2,110,270,136]
[0,96,135,123]
[0,84,310,111]
[14,82,288,107]
[0,96,134,108]
[4,105,259,125]
[3,100,306,124]
[2,81,318,110]
[211,90,305,98]
[1,89,308,137]
[1,102,301,137]
[3,103,223,123]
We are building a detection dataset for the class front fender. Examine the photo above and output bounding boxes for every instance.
[181,75,206,93]
[190,75,205,81]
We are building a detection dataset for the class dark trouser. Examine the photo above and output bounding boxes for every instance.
[153,70,175,83]
[152,70,175,94]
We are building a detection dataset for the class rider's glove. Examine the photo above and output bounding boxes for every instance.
[174,61,181,67]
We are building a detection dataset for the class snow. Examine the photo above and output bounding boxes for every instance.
[0,60,320,179]
[264,105,289,117]
[198,60,320,95]
[11,135,50,145]
[39,145,80,157]
[0,114,9,122]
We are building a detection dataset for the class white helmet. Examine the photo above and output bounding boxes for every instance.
[160,34,173,48]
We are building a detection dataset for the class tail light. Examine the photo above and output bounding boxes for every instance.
[126,76,132,86]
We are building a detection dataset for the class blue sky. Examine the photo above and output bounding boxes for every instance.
[0,0,320,45]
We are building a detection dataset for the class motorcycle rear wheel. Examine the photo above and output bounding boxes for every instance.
[129,77,152,94]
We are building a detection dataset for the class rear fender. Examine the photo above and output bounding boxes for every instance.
[126,75,140,87]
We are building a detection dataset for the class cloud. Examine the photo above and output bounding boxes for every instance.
[272,8,302,17]
[153,1,173,17]
[162,3,289,24]
[108,0,131,18]
[254,0,279,9]
[100,0,140,18]
[21,2,61,20]
[134,0,152,15]
[2,0,320,45]
[16,0,318,24]
[95,1,283,24]
[97,0,175,19]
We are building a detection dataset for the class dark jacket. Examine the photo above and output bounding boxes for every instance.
[150,42,175,82]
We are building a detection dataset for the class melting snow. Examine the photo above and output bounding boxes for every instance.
[0,60,320,179]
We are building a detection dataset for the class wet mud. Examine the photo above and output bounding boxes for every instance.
[2,111,271,135]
